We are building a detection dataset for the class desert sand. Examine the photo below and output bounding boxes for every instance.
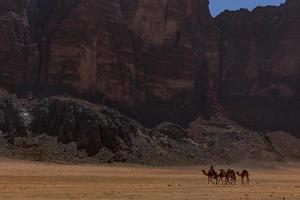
[0,159,299,200]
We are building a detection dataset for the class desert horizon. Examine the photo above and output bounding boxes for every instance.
[0,158,299,199]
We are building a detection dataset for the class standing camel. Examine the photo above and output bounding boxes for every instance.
[201,169,218,184]
[237,170,250,185]
[218,169,227,184]
[225,169,237,184]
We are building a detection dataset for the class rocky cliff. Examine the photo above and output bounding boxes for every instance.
[215,0,300,136]
[0,0,300,164]
[0,0,299,118]
[216,0,300,98]
[0,0,38,89]
[22,0,221,126]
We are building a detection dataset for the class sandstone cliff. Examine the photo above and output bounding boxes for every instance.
[216,0,300,98]
[22,0,222,125]
[0,0,299,135]
[0,0,300,163]
[0,0,38,89]
[215,0,300,136]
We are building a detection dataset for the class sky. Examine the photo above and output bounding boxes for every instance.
[209,0,286,16]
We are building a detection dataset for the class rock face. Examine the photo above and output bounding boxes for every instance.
[0,0,300,164]
[0,0,299,124]
[23,0,221,124]
[0,94,28,137]
[216,0,300,97]
[32,97,142,156]
[0,95,210,164]
[266,131,300,160]
[0,0,38,89]
[151,122,188,141]
[215,0,300,137]
[1,94,297,164]
[188,119,285,163]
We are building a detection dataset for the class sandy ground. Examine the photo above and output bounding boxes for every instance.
[0,159,299,200]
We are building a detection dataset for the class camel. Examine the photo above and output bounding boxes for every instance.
[237,170,250,185]
[225,169,237,185]
[201,169,218,184]
[217,169,227,184]
[202,167,250,185]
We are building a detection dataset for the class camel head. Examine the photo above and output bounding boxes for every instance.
[201,170,208,176]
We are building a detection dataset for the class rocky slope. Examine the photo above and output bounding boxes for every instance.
[1,93,299,164]
[0,94,202,164]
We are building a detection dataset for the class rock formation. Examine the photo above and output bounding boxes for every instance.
[32,96,143,156]
[0,0,299,164]
[23,0,221,125]
[1,94,297,164]
[0,0,299,124]
[0,0,38,89]
[0,94,27,137]
[215,0,300,136]
[216,0,300,98]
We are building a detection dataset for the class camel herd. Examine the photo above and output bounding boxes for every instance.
[201,166,250,185]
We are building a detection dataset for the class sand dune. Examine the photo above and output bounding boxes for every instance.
[0,159,299,200]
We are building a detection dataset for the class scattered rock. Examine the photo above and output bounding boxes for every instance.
[152,122,188,141]
[266,131,300,160]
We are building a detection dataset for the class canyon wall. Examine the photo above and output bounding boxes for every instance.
[216,0,300,98]
[24,0,221,124]
[0,0,38,89]
[0,0,299,129]
[215,0,300,136]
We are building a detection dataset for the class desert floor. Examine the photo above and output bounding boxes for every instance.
[0,159,299,200]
